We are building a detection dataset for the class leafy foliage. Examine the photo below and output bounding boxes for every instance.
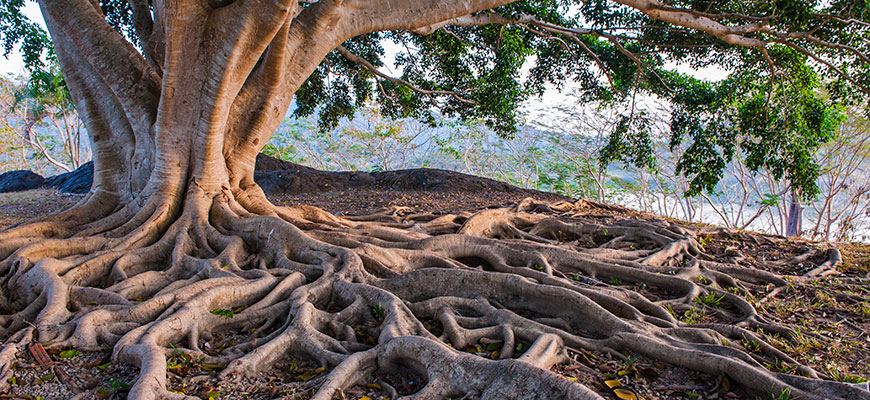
[0,0,51,73]
[1,0,868,196]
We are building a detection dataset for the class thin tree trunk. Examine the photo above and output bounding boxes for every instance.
[786,190,803,237]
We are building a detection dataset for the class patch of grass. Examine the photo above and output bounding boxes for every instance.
[695,292,725,308]
[828,368,869,383]
[764,360,799,375]
[853,302,870,318]
[812,290,835,307]
[767,387,791,400]
[681,304,706,324]
[371,304,385,320]
[839,243,870,274]
[742,339,762,353]
[789,329,824,353]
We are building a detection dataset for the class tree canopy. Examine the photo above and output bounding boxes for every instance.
[2,2,870,400]
[3,0,868,198]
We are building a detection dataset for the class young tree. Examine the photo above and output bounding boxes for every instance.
[809,110,870,241]
[14,65,90,172]
[1,1,869,399]
[0,76,33,172]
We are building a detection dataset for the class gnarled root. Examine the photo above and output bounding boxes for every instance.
[1,191,866,399]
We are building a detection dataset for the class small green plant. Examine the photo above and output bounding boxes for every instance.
[742,339,762,353]
[211,308,234,319]
[812,291,834,307]
[166,343,202,372]
[107,378,130,390]
[371,304,385,320]
[696,274,711,285]
[695,292,725,307]
[764,360,798,375]
[681,304,706,324]
[610,276,623,285]
[58,349,79,359]
[828,368,869,383]
[768,387,790,400]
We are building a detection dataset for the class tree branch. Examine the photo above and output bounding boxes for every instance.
[336,45,477,105]
[611,0,770,48]
[341,0,520,38]
[126,0,163,74]
[38,0,161,128]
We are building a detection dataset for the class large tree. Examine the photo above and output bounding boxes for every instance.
[1,1,869,399]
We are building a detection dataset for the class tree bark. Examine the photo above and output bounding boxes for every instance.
[786,190,803,237]
[0,2,866,400]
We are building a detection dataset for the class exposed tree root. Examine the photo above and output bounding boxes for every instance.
[1,192,867,400]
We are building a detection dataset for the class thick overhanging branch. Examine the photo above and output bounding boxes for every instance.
[341,0,520,38]
[611,0,770,48]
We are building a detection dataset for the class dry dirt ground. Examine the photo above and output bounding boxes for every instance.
[0,187,868,400]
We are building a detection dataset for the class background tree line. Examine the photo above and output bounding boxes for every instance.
[262,93,869,242]
[1,67,867,242]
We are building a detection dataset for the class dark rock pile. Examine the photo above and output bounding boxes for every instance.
[1,154,533,196]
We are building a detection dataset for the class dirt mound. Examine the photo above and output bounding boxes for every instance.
[254,153,555,195]
[0,154,556,198]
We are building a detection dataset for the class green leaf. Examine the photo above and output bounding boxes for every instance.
[211,309,234,319]
[58,349,78,359]
[200,363,224,371]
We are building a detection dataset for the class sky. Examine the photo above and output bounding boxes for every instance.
[0,2,43,77]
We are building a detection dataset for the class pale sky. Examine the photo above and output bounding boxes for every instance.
[0,2,44,77]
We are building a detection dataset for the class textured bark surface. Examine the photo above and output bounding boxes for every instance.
[2,0,869,399]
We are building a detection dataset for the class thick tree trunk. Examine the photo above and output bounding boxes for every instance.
[0,1,867,400]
